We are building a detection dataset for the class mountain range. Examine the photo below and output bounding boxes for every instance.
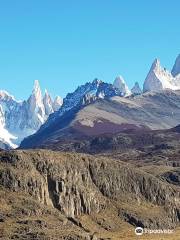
[20,54,180,149]
[0,54,180,150]
[1,54,180,240]
[0,80,62,148]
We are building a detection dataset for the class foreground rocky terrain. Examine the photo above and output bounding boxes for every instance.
[0,148,179,239]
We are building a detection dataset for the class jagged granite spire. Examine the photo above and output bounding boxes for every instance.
[113,76,131,96]
[131,82,142,95]
[143,59,176,92]
[28,80,45,126]
[172,54,180,77]
[43,89,54,115]
[53,96,63,111]
[32,80,44,107]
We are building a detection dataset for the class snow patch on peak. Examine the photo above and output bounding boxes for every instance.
[113,76,131,96]
[0,90,16,101]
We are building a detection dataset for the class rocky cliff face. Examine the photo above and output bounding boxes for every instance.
[0,151,106,219]
[0,150,179,230]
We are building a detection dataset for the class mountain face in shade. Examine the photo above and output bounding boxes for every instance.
[131,82,142,95]
[113,76,131,96]
[143,55,180,92]
[172,54,180,77]
[0,80,62,148]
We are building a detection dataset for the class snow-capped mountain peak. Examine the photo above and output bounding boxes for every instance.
[32,80,43,106]
[151,58,160,68]
[43,89,54,115]
[0,80,62,148]
[131,82,142,95]
[33,79,41,93]
[113,76,131,96]
[172,54,180,77]
[44,89,52,101]
[0,90,16,101]
[28,80,45,125]
[53,96,63,111]
[143,58,179,92]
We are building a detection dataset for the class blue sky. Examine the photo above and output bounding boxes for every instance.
[0,0,180,100]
